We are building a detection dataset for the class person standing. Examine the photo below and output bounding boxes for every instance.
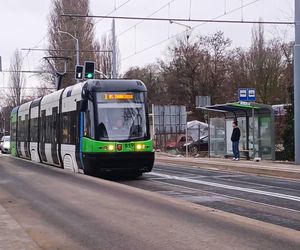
[231,121,241,160]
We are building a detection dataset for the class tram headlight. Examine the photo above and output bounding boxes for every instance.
[108,145,115,151]
[136,144,146,150]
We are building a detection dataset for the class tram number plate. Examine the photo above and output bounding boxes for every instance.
[125,143,135,150]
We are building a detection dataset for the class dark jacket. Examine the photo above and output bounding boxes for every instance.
[231,127,240,142]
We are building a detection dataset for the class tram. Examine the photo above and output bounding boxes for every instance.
[10,79,154,175]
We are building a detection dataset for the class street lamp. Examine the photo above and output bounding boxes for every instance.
[58,30,79,82]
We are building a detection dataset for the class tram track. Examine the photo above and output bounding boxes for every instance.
[154,167,300,193]
[119,164,300,231]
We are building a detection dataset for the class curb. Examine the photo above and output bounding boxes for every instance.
[155,157,300,180]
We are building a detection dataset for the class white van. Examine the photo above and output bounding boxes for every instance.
[0,136,11,153]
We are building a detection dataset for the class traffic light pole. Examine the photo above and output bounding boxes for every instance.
[295,0,300,164]
[76,39,79,83]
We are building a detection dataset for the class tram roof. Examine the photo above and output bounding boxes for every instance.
[83,79,147,92]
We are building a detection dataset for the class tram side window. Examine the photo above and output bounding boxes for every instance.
[45,115,52,143]
[70,112,77,144]
[61,111,78,144]
[25,114,29,141]
[18,116,22,141]
[30,118,38,142]
[17,116,21,141]
[52,107,58,143]
[84,110,91,137]
[18,116,27,141]
[11,117,16,141]
[62,113,69,144]
[88,100,95,138]
[40,110,46,143]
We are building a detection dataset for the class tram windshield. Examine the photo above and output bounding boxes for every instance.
[95,92,147,141]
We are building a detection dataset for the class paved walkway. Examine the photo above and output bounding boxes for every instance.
[0,205,40,250]
[155,152,300,179]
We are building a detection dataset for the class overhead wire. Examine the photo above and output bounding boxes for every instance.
[94,0,132,25]
[121,0,260,61]
[21,33,48,61]
[118,0,176,37]
[20,1,132,64]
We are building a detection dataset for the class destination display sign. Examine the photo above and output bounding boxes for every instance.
[104,93,134,100]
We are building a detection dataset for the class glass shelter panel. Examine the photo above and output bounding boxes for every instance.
[249,116,259,158]
[209,118,225,157]
[259,116,272,160]
[237,117,248,158]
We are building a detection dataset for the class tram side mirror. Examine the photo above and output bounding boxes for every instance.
[79,99,88,112]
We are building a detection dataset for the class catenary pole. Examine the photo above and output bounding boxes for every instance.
[112,19,117,78]
[295,0,300,164]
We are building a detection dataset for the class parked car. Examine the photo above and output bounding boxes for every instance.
[166,135,193,150]
[0,136,11,154]
[180,135,208,156]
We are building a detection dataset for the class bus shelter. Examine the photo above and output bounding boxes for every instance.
[199,102,275,160]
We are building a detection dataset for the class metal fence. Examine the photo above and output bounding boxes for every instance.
[152,104,208,157]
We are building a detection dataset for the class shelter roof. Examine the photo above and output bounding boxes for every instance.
[199,102,273,118]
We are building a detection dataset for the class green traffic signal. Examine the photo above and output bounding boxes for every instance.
[86,73,94,79]
[84,61,95,79]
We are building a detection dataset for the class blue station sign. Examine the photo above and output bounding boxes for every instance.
[238,88,256,102]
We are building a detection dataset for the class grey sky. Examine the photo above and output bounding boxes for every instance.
[0,0,294,91]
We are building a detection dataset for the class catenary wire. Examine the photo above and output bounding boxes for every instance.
[121,0,261,61]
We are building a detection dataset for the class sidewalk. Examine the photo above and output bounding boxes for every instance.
[155,152,300,180]
[0,205,40,250]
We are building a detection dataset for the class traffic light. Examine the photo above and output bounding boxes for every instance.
[75,65,84,80]
[84,61,95,79]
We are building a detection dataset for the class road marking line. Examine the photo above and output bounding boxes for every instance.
[149,172,300,202]
[149,179,300,213]
[154,168,201,177]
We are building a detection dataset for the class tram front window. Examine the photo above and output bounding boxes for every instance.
[96,103,147,141]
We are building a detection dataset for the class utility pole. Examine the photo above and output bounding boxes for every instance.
[295,0,300,164]
[112,19,117,78]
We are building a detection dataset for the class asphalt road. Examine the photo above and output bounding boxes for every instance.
[0,154,300,250]
[120,163,300,231]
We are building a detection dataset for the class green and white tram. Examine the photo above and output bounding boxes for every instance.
[10,80,154,175]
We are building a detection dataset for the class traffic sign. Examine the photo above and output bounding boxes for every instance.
[238,88,256,102]
[239,89,247,101]
[248,88,256,102]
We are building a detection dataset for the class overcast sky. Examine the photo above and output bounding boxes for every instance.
[0,0,294,90]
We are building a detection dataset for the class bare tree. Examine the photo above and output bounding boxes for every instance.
[123,64,164,105]
[35,82,56,98]
[160,35,207,109]
[226,47,252,102]
[6,49,26,107]
[47,0,96,88]
[95,33,120,78]
[200,31,232,103]
[159,32,231,110]
[246,24,284,104]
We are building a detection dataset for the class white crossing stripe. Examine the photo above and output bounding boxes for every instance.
[149,172,300,202]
